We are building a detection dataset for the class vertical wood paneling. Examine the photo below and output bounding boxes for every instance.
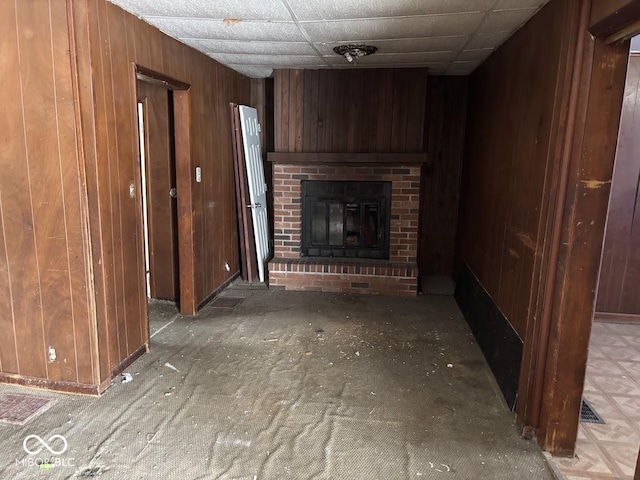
[596,54,640,316]
[80,0,250,372]
[274,69,427,154]
[456,0,571,338]
[420,77,468,276]
[16,0,78,382]
[52,0,95,385]
[274,68,467,276]
[0,0,97,386]
[0,200,18,373]
[0,0,34,377]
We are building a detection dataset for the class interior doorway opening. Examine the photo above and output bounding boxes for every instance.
[133,66,196,319]
[137,81,180,305]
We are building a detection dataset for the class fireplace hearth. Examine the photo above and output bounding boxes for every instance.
[267,152,427,297]
[302,180,391,259]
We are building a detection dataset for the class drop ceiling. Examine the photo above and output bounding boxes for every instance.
[108,0,551,78]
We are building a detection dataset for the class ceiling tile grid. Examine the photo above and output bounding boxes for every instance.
[108,0,551,77]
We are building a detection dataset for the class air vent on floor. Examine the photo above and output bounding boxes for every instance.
[580,398,605,424]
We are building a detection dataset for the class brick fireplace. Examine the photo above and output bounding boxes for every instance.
[267,153,427,297]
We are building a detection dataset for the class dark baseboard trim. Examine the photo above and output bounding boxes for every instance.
[197,272,241,310]
[0,373,100,396]
[454,263,523,410]
[594,311,640,324]
[110,343,148,380]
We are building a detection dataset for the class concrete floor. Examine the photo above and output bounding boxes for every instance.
[0,283,555,479]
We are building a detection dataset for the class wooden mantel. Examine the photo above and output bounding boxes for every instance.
[267,152,429,165]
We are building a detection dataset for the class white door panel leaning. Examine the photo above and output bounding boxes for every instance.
[239,105,270,282]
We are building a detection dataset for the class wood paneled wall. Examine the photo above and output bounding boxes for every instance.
[456,0,630,454]
[420,77,468,276]
[456,0,572,340]
[0,0,96,387]
[273,69,467,276]
[73,0,251,380]
[596,54,640,316]
[274,69,428,153]
[0,0,250,393]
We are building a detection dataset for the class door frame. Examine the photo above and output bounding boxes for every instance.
[527,0,637,456]
[132,65,197,315]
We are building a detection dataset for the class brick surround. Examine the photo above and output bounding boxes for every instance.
[268,157,423,297]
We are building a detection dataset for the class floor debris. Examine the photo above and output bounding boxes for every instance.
[0,287,554,479]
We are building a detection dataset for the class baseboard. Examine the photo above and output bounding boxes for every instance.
[110,343,148,380]
[594,311,640,324]
[454,262,523,410]
[197,271,241,310]
[0,372,100,396]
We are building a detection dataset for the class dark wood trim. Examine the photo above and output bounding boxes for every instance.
[589,0,640,42]
[173,89,197,315]
[526,0,592,438]
[0,373,100,396]
[635,447,640,480]
[110,343,148,379]
[594,312,640,324]
[267,152,429,165]
[538,33,630,455]
[135,65,190,91]
[197,271,241,310]
[133,65,196,316]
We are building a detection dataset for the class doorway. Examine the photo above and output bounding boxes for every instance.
[551,37,640,480]
[132,66,196,317]
[137,80,180,304]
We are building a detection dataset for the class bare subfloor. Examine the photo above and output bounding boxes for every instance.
[0,284,554,479]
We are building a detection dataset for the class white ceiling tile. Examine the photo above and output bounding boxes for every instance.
[109,0,292,21]
[327,61,446,72]
[225,65,275,78]
[325,51,456,64]
[208,53,324,66]
[148,18,306,42]
[105,0,547,78]
[479,8,538,34]
[301,14,484,42]
[287,0,495,21]
[314,36,469,55]
[456,48,494,62]
[181,39,315,55]
[493,0,550,10]
[465,31,512,50]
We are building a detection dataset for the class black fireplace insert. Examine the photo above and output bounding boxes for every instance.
[301,180,391,259]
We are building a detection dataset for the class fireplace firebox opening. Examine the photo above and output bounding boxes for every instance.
[301,180,391,259]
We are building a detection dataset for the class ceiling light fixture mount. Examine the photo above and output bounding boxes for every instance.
[333,44,378,63]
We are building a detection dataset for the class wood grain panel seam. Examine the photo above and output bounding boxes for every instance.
[14,0,49,379]
[104,4,129,358]
[67,0,102,385]
[49,0,80,383]
[93,0,122,369]
[0,194,19,372]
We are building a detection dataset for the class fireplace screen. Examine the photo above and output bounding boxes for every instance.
[301,180,391,259]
